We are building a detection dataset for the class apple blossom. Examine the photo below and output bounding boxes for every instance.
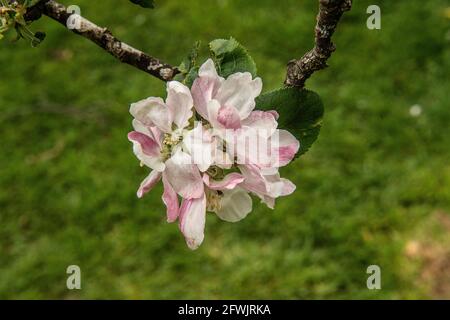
[128,59,301,250]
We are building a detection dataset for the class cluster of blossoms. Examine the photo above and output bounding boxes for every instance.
[128,59,300,250]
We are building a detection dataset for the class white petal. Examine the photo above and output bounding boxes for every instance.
[183,123,213,172]
[203,173,244,191]
[206,99,222,129]
[162,172,180,222]
[241,110,278,134]
[191,59,224,120]
[199,58,221,79]
[132,119,164,146]
[216,73,262,120]
[179,194,206,250]
[256,168,285,198]
[217,104,242,129]
[130,97,172,133]
[166,81,194,129]
[271,129,300,167]
[137,170,162,198]
[238,164,268,196]
[280,178,296,196]
[215,188,252,223]
[234,126,275,167]
[128,131,165,172]
[164,149,204,199]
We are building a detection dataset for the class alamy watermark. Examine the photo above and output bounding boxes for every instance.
[66,265,81,290]
[66,5,82,30]
[366,265,381,290]
[366,5,381,30]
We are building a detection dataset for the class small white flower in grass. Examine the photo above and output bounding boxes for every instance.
[409,104,422,117]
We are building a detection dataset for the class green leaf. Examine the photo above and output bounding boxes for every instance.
[178,41,200,74]
[183,66,199,88]
[255,88,324,158]
[174,41,200,88]
[129,0,155,9]
[209,37,257,78]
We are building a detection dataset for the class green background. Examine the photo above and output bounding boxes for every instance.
[1,0,449,299]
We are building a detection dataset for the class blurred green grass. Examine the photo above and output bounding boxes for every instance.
[0,0,449,299]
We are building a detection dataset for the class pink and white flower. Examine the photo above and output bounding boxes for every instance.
[192,59,299,206]
[128,81,204,219]
[192,59,299,168]
[128,59,301,250]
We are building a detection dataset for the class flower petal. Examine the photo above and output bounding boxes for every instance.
[215,72,262,120]
[137,170,162,198]
[268,110,280,120]
[238,164,269,196]
[212,135,233,169]
[234,126,275,167]
[128,131,160,157]
[206,99,222,129]
[128,131,165,171]
[179,194,206,250]
[130,97,172,133]
[132,119,164,147]
[241,110,278,134]
[215,188,252,223]
[217,104,242,129]
[162,172,180,223]
[164,149,204,199]
[183,122,214,172]
[191,59,223,120]
[240,165,296,200]
[166,81,194,129]
[260,179,295,209]
[203,172,244,191]
[272,129,300,167]
[280,178,296,196]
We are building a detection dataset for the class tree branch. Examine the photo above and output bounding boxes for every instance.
[285,0,352,88]
[25,0,180,82]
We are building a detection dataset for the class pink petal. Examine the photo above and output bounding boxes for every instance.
[206,99,222,129]
[280,178,296,196]
[179,194,206,250]
[166,81,194,129]
[128,131,160,157]
[234,127,273,167]
[132,119,164,148]
[260,178,296,209]
[238,164,268,196]
[215,73,262,121]
[268,110,280,120]
[183,122,214,172]
[137,170,162,198]
[203,173,244,191]
[162,172,180,223]
[272,130,300,167]
[241,110,278,133]
[164,149,204,199]
[129,97,172,133]
[262,196,276,210]
[191,59,223,121]
[217,104,242,129]
[128,131,165,171]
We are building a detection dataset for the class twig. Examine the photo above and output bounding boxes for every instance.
[285,0,352,88]
[25,0,180,82]
[24,0,352,86]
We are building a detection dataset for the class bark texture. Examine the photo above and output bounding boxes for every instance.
[24,0,352,87]
[25,0,179,82]
[285,0,352,88]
